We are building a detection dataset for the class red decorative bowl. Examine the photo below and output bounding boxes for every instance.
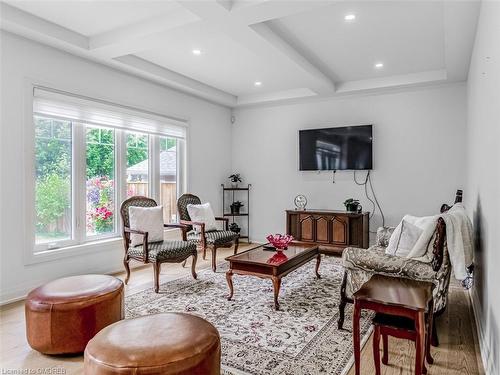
[266,234,294,250]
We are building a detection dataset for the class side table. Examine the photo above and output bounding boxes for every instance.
[352,275,434,375]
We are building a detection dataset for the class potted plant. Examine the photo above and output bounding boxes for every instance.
[343,198,362,213]
[228,173,242,188]
[229,222,241,234]
[230,201,244,214]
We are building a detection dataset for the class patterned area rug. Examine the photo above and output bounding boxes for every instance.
[126,255,373,375]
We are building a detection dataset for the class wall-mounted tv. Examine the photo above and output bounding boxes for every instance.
[299,125,373,171]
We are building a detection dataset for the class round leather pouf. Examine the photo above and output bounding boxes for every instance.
[25,274,124,355]
[84,313,221,375]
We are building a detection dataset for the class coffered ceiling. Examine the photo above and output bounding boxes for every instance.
[0,0,480,107]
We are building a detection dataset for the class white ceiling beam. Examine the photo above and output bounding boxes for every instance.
[335,70,447,93]
[237,87,317,106]
[89,7,200,54]
[113,55,237,107]
[178,1,334,93]
[250,22,335,94]
[231,0,333,25]
[0,2,88,49]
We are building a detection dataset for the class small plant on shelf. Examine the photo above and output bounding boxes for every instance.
[228,173,242,187]
[230,201,244,214]
[229,222,241,233]
[343,198,362,213]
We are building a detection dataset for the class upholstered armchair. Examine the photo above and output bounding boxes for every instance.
[121,196,197,293]
[338,190,463,345]
[177,193,239,272]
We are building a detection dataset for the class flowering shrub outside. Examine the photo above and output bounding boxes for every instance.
[86,177,114,234]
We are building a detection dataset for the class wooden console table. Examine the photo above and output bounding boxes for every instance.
[286,209,369,255]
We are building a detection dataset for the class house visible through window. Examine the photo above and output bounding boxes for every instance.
[32,87,187,253]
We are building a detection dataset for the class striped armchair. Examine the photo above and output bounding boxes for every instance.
[121,196,197,293]
[177,193,239,272]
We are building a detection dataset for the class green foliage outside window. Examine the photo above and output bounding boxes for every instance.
[86,128,115,178]
[35,172,70,232]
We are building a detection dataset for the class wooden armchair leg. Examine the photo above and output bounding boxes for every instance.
[202,245,207,260]
[431,319,439,347]
[211,246,218,272]
[338,271,348,330]
[191,253,198,279]
[123,256,131,285]
[382,333,389,365]
[373,325,381,375]
[153,262,161,293]
[181,260,187,268]
[234,237,240,255]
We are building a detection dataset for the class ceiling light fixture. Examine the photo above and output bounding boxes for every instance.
[344,14,356,21]
[192,49,201,55]
[375,62,384,69]
[254,81,262,86]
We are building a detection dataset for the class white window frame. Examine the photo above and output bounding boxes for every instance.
[24,81,188,265]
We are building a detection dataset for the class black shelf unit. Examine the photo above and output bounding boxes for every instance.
[221,184,251,242]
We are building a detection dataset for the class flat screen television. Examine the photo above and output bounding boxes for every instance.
[299,125,373,171]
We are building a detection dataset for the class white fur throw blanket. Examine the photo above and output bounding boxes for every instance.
[442,203,474,281]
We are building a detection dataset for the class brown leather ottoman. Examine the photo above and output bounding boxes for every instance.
[84,313,221,375]
[25,274,124,355]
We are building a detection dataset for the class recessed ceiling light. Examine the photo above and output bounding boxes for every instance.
[375,62,384,69]
[192,49,201,55]
[344,14,356,21]
[254,81,262,86]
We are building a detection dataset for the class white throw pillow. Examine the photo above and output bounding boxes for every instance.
[386,214,439,260]
[129,205,164,247]
[392,220,423,257]
[187,203,217,232]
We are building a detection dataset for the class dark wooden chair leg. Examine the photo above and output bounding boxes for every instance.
[191,253,197,279]
[382,333,389,365]
[153,262,161,293]
[373,325,381,375]
[233,237,239,255]
[338,271,348,330]
[353,301,361,375]
[202,245,207,260]
[415,312,425,375]
[181,260,187,268]
[211,245,218,272]
[123,256,131,284]
[431,317,439,347]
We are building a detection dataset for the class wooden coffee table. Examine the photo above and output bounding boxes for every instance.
[225,243,320,310]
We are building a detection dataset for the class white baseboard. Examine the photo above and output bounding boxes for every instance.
[469,288,496,375]
[0,262,145,306]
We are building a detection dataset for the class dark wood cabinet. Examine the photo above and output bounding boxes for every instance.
[286,210,369,255]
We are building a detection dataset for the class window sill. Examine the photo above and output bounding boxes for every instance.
[26,237,123,266]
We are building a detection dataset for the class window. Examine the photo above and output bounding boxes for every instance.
[86,126,116,237]
[159,137,177,223]
[32,87,187,254]
[126,132,149,198]
[35,116,73,245]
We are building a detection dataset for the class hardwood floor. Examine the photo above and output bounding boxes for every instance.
[0,246,484,374]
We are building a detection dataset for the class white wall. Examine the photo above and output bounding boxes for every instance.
[0,31,232,303]
[466,2,500,374]
[232,84,467,242]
